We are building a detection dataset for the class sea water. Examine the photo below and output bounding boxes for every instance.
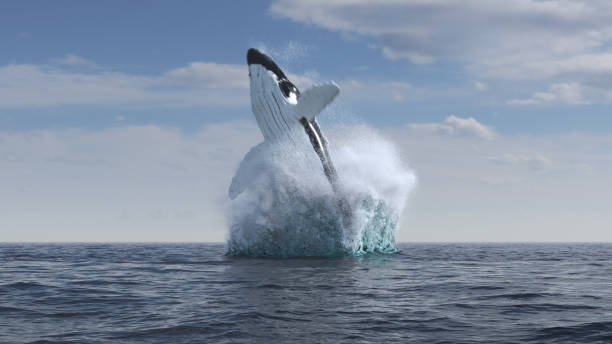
[1,243,611,343]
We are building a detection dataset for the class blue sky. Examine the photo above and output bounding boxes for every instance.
[3,0,611,133]
[1,1,611,242]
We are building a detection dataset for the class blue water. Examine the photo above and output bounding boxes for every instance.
[1,243,611,343]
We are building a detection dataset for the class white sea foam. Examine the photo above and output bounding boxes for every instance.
[227,125,416,256]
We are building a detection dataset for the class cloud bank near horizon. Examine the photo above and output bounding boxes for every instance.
[1,117,609,242]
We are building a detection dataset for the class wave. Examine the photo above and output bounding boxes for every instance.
[529,321,612,342]
[226,125,416,257]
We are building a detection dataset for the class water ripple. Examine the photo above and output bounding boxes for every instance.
[0,243,610,344]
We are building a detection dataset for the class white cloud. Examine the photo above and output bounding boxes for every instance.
[271,0,612,75]
[53,54,98,67]
[164,62,248,89]
[271,0,612,104]
[484,53,612,80]
[407,115,497,140]
[508,82,588,105]
[474,81,487,91]
[0,122,261,242]
[1,120,611,242]
[382,47,435,64]
[0,61,250,108]
[336,79,414,103]
[488,153,552,170]
[0,57,417,109]
[386,127,612,242]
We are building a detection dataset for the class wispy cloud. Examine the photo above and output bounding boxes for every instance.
[164,62,248,89]
[271,0,612,75]
[407,115,497,140]
[0,61,250,108]
[0,57,417,109]
[52,54,98,67]
[488,153,552,170]
[508,82,588,105]
[474,81,487,91]
[271,0,612,105]
[336,79,414,103]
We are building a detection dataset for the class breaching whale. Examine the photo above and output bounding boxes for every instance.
[229,48,342,199]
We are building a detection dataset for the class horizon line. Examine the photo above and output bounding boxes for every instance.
[1,241,610,244]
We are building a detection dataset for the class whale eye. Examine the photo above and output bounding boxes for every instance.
[278,79,300,99]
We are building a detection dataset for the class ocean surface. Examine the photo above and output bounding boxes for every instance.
[1,243,611,343]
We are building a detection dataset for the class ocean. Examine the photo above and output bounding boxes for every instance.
[1,243,611,343]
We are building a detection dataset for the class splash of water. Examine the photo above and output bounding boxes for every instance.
[227,125,416,257]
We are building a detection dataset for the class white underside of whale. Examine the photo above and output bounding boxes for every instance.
[229,65,340,199]
[248,64,339,143]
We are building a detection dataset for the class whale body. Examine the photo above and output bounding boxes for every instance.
[229,48,341,199]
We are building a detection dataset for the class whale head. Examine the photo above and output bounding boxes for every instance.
[247,48,301,141]
[247,48,299,103]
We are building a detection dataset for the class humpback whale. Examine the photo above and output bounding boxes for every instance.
[229,48,341,199]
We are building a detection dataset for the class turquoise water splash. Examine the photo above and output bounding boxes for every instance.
[227,125,415,257]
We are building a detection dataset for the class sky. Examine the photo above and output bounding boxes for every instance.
[1,0,611,242]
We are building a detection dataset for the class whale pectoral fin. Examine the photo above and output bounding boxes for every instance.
[295,82,340,121]
[229,142,267,199]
